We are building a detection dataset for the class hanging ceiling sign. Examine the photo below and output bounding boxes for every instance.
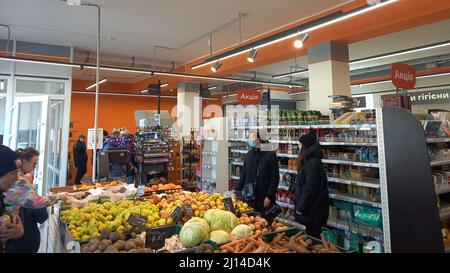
[409,89,450,105]
[391,63,416,90]
[237,89,262,105]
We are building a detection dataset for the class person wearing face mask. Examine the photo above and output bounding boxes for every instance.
[0,145,25,253]
[235,132,280,214]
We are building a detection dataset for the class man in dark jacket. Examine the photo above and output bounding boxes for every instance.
[73,135,88,184]
[295,132,329,238]
[235,132,280,213]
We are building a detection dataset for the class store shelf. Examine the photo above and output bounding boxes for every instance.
[322,159,379,168]
[276,201,295,209]
[326,218,383,240]
[229,125,263,130]
[230,149,248,154]
[320,141,378,147]
[278,185,291,191]
[426,137,450,143]
[311,124,377,130]
[430,159,450,167]
[435,185,450,195]
[230,175,240,180]
[229,139,246,142]
[277,152,299,158]
[279,167,298,174]
[329,191,382,208]
[202,164,216,169]
[327,174,380,189]
[231,161,244,166]
[270,139,301,144]
[268,125,311,130]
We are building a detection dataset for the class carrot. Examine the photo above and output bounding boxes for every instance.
[252,245,268,253]
[252,230,262,239]
[224,245,236,253]
[285,243,308,253]
[249,238,264,248]
[321,234,330,249]
[265,246,274,253]
[220,239,242,250]
[240,242,255,253]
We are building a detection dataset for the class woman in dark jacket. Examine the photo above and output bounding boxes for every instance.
[73,135,88,184]
[235,132,280,213]
[294,132,329,238]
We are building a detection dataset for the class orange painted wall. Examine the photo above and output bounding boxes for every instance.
[69,90,222,183]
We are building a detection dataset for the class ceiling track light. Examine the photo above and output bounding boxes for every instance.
[160,83,169,88]
[208,86,218,90]
[247,48,258,63]
[294,33,309,49]
[86,78,107,90]
[0,80,4,90]
[273,69,309,79]
[191,0,398,69]
[211,61,222,73]
[0,56,303,88]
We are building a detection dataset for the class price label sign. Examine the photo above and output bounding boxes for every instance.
[171,206,184,222]
[128,213,147,227]
[145,227,168,250]
[223,197,236,214]
[183,205,194,217]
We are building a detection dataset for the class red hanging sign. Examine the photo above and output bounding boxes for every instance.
[391,63,416,90]
[237,89,262,105]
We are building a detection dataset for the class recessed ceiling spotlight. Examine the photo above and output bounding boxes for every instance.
[211,61,222,73]
[247,48,258,63]
[294,33,309,49]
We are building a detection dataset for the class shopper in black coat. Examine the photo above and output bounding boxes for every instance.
[73,135,88,184]
[235,132,280,213]
[294,132,329,238]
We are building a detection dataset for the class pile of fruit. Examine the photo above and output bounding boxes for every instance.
[81,228,152,253]
[238,213,288,234]
[145,183,182,193]
[61,200,165,241]
[269,232,341,253]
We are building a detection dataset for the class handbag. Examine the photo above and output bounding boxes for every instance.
[263,201,282,225]
[242,183,255,202]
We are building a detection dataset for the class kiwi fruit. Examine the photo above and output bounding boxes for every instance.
[89,242,99,252]
[90,238,100,246]
[120,250,127,253]
[143,248,154,253]
[94,249,102,253]
[100,228,111,240]
[125,241,137,251]
[134,238,145,248]
[101,239,113,246]
[128,249,139,253]
[114,240,126,251]
[98,241,109,252]
[81,245,90,253]
[109,232,120,243]
[104,245,119,253]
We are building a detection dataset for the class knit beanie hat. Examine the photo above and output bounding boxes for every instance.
[0,145,19,177]
[299,132,318,148]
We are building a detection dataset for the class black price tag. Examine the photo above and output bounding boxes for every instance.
[171,206,184,222]
[183,205,194,217]
[145,228,167,249]
[223,197,236,214]
[128,213,148,227]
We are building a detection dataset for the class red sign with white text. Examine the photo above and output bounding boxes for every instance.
[237,89,262,105]
[391,63,416,90]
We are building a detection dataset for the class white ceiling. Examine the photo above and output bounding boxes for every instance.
[0,0,353,66]
[251,19,450,78]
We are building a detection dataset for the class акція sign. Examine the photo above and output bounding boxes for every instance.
[409,89,450,105]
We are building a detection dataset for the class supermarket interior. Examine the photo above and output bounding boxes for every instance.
[1,0,450,255]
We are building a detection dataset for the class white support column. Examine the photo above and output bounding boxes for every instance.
[176,82,202,138]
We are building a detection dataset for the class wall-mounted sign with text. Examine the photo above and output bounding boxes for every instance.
[237,89,262,105]
[409,89,450,105]
[391,63,416,90]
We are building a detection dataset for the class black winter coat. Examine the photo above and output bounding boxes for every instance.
[294,143,329,229]
[8,208,48,253]
[235,148,280,212]
[73,140,88,167]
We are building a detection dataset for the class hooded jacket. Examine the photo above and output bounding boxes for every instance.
[294,143,329,227]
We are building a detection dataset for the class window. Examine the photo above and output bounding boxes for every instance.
[0,79,6,93]
[0,97,5,143]
[16,79,65,95]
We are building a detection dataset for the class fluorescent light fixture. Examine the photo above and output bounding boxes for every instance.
[66,0,82,5]
[86,78,107,90]
[160,83,169,88]
[294,33,309,49]
[0,80,4,90]
[208,86,218,90]
[247,49,258,63]
[211,61,222,73]
[350,40,450,65]
[0,55,301,88]
[140,89,148,94]
[273,69,309,79]
[191,0,397,69]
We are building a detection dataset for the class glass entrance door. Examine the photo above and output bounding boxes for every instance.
[11,95,49,196]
